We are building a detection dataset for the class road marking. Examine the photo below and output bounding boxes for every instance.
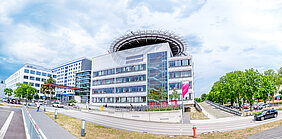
[0,111,14,138]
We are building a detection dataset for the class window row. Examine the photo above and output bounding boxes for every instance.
[93,75,146,86]
[169,59,191,67]
[53,62,81,72]
[93,64,146,77]
[23,76,47,82]
[24,69,55,78]
[23,82,42,87]
[92,96,146,103]
[169,70,192,79]
[169,81,192,90]
[92,85,146,94]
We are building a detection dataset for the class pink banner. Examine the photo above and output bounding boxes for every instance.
[182,82,189,98]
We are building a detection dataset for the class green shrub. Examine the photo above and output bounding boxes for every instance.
[69,99,76,103]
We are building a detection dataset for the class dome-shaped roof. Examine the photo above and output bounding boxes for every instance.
[110,30,187,56]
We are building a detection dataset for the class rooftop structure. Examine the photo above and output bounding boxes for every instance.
[110,30,187,56]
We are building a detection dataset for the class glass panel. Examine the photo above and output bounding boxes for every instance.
[147,51,168,97]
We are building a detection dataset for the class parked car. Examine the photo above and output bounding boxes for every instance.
[243,104,249,109]
[253,105,260,110]
[52,102,64,108]
[254,109,278,121]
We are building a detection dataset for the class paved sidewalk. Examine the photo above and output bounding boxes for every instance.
[248,125,282,139]
[28,109,77,139]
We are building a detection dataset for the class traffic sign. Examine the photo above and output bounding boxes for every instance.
[277,96,280,100]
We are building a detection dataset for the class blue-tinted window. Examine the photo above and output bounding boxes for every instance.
[30,70,35,74]
[30,76,35,80]
[23,82,28,84]
[24,69,29,73]
[36,77,40,81]
[35,83,40,87]
[36,71,41,75]
[29,82,34,86]
[48,74,52,77]
[42,73,46,76]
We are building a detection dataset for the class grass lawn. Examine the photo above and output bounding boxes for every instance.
[44,112,282,139]
[190,111,208,120]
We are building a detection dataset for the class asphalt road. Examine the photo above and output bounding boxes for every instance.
[0,106,26,139]
[248,125,282,139]
[45,106,282,135]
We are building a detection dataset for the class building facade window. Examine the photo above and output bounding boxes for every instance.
[36,77,40,81]
[30,76,35,80]
[24,69,29,73]
[169,59,191,67]
[36,71,41,75]
[24,75,29,79]
[30,70,35,74]
[169,70,192,79]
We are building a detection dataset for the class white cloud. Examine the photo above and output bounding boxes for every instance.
[0,0,281,97]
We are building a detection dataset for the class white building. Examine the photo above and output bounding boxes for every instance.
[90,31,194,108]
[5,64,54,97]
[51,57,91,102]
[0,83,5,99]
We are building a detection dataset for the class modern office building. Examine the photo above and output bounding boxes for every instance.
[90,30,194,107]
[51,57,91,102]
[0,82,5,99]
[75,70,91,103]
[5,64,55,97]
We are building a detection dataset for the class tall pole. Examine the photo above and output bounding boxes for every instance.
[182,94,184,124]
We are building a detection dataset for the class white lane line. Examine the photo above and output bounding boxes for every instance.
[0,111,14,138]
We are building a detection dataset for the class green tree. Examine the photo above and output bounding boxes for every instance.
[40,76,56,101]
[243,69,260,111]
[200,93,208,102]
[14,83,37,103]
[170,88,179,100]
[4,88,13,100]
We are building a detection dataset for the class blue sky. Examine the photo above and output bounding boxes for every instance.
[0,0,281,98]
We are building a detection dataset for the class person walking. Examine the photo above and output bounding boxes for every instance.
[37,101,40,112]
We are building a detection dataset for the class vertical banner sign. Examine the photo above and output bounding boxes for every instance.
[182,82,189,98]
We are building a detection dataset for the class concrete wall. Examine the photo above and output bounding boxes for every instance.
[83,105,182,123]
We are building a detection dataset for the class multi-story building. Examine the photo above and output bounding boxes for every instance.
[75,70,91,103]
[0,82,5,99]
[5,64,55,97]
[51,58,91,102]
[90,31,194,107]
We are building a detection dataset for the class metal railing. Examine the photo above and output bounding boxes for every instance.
[204,100,242,116]
[194,101,202,112]
[22,106,46,139]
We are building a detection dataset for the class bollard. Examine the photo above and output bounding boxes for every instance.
[81,119,86,137]
[55,109,58,119]
[192,126,197,138]
[44,105,46,112]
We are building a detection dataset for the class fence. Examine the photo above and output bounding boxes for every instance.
[22,106,47,139]
[204,100,242,116]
